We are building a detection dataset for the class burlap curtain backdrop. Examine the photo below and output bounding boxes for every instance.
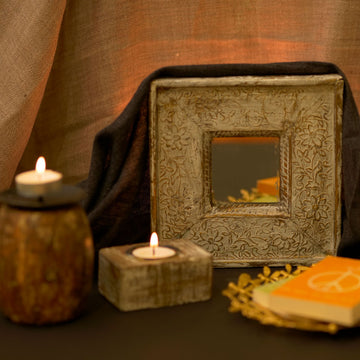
[0,0,359,188]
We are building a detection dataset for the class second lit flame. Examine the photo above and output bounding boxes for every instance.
[150,232,158,256]
[150,232,158,247]
[36,156,46,174]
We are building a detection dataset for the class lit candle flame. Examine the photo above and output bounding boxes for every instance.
[36,156,46,174]
[150,232,158,256]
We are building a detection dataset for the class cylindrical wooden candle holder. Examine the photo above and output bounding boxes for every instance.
[0,186,94,325]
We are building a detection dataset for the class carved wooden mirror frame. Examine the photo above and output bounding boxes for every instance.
[150,75,343,267]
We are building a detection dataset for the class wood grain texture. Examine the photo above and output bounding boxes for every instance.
[0,204,94,325]
[98,239,212,311]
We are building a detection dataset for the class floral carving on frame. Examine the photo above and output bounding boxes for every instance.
[150,75,343,267]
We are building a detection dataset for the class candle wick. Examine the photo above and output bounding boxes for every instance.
[37,172,44,181]
[152,246,155,256]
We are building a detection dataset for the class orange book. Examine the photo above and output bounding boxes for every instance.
[268,256,360,326]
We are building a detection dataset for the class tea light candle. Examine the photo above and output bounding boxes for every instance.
[15,156,63,197]
[132,232,176,259]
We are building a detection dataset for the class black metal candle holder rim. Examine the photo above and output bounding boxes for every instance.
[0,185,86,209]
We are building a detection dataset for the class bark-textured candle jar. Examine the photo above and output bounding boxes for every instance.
[0,186,94,325]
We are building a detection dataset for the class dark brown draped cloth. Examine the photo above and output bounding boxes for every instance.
[81,62,360,258]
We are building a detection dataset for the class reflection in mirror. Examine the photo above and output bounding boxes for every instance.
[211,136,280,203]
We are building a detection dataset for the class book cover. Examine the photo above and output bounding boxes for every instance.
[268,256,360,326]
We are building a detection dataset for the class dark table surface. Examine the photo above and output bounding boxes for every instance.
[1,268,360,360]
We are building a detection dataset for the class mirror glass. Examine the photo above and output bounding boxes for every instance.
[211,136,280,203]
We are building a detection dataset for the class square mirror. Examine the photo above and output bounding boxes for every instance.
[150,75,343,267]
[211,136,280,203]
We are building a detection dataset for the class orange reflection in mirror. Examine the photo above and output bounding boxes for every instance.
[212,136,279,145]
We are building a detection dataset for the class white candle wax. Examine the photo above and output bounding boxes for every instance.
[132,246,176,259]
[15,157,63,197]
[132,232,176,259]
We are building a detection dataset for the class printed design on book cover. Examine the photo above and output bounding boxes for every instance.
[308,267,360,293]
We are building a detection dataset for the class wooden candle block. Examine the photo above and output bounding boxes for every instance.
[0,203,94,325]
[0,186,94,325]
[98,239,212,311]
